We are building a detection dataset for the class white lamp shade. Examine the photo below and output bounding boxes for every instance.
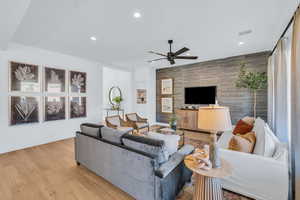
[198,106,232,132]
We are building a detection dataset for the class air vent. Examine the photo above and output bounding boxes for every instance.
[239,30,252,36]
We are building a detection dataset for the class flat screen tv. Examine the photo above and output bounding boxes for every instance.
[184,86,216,104]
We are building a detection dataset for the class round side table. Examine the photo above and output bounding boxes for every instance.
[184,158,232,200]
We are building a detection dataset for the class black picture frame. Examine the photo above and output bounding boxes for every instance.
[44,96,66,121]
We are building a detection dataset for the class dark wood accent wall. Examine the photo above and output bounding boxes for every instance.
[156,52,269,124]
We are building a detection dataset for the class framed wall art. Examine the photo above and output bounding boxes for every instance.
[161,78,173,95]
[161,97,173,113]
[137,89,147,104]
[44,96,66,121]
[9,61,40,92]
[69,96,87,118]
[44,67,66,93]
[10,96,40,125]
[69,71,86,93]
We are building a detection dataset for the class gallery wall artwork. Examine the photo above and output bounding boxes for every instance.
[70,97,87,118]
[70,71,86,93]
[161,97,173,113]
[8,61,88,125]
[44,67,66,93]
[10,96,39,125]
[10,62,40,92]
[44,97,66,121]
[137,89,147,104]
[161,78,173,95]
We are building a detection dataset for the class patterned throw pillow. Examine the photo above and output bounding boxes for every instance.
[228,132,256,153]
[233,119,254,135]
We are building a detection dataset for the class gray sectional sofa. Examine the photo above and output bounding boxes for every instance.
[75,123,194,200]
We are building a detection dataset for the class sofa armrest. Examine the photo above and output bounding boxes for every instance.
[154,144,194,178]
[220,148,288,200]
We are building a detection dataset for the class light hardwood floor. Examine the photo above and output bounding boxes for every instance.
[0,139,134,200]
[0,138,250,200]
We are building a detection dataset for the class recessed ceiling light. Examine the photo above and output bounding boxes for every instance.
[133,12,141,18]
[90,36,97,41]
[238,41,245,46]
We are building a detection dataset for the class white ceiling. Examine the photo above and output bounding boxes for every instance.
[1,0,299,69]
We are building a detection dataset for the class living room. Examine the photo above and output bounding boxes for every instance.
[1,0,300,200]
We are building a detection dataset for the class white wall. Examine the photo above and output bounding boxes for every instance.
[132,66,156,124]
[102,67,133,119]
[0,43,103,153]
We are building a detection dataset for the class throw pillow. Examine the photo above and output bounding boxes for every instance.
[101,126,127,144]
[264,124,277,157]
[242,116,255,125]
[147,132,180,155]
[233,119,254,135]
[252,117,266,155]
[122,134,169,164]
[80,123,104,138]
[228,132,256,153]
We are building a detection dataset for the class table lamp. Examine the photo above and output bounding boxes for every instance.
[198,106,232,168]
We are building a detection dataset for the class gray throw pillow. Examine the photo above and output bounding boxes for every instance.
[101,126,127,144]
[122,134,169,164]
[80,123,103,138]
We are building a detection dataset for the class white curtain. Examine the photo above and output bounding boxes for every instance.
[268,54,275,130]
[274,39,289,142]
[290,9,300,200]
[269,38,290,142]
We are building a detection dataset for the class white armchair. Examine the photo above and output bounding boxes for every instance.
[218,130,289,200]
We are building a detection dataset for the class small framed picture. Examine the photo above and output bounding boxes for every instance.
[44,67,66,93]
[137,89,147,104]
[10,96,40,125]
[69,96,87,118]
[161,97,173,113]
[9,61,40,92]
[69,71,86,93]
[161,78,173,95]
[44,96,66,121]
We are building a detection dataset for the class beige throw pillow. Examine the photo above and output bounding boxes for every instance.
[228,132,256,153]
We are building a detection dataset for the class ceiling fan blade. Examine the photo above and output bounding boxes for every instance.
[174,47,189,56]
[170,59,175,65]
[147,58,167,63]
[148,51,167,57]
[174,56,198,60]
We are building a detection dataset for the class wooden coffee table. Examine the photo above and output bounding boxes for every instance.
[184,158,232,200]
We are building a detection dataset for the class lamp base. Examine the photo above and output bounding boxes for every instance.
[209,133,221,168]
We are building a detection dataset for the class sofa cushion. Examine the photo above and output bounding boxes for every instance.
[80,123,104,138]
[101,126,127,144]
[122,134,169,164]
[233,119,253,135]
[228,132,256,153]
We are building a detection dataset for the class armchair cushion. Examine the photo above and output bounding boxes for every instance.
[127,113,138,121]
[106,116,121,127]
[136,122,149,129]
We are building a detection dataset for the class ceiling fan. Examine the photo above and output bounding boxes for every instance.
[148,40,198,65]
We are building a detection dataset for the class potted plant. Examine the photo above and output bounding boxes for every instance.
[112,96,123,110]
[235,62,267,118]
[169,114,177,130]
